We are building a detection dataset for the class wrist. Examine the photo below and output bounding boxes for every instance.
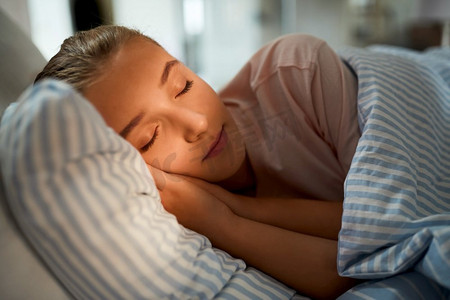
[225,194,256,218]
[205,208,241,250]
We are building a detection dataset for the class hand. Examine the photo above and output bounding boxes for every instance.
[147,164,235,239]
[180,176,250,214]
[178,175,343,240]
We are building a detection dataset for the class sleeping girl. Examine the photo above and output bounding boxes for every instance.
[35,25,361,299]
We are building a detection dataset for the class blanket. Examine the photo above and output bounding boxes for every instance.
[337,45,450,298]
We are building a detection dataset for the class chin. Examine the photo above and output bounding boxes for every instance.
[205,154,245,183]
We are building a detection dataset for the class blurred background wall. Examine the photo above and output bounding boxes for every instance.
[0,0,448,90]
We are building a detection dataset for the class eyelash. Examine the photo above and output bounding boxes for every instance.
[140,126,159,152]
[140,80,192,152]
[176,80,194,98]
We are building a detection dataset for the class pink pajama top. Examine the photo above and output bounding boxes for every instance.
[219,34,360,201]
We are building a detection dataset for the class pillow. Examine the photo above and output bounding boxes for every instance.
[0,8,67,299]
[0,172,71,299]
[0,79,296,299]
[0,7,46,115]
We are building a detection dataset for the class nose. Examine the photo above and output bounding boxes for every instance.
[179,108,208,143]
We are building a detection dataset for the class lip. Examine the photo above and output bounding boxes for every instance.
[203,126,228,161]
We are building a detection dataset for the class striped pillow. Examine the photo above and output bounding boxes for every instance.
[0,80,296,299]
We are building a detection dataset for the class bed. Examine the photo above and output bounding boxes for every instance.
[1,7,449,299]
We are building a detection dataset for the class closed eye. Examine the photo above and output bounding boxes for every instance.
[176,80,193,98]
[140,126,159,152]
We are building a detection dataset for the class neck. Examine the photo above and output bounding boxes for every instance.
[218,154,255,194]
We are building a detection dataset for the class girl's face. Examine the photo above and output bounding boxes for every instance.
[84,37,245,182]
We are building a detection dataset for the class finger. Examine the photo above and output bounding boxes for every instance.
[182,176,230,198]
[147,164,166,190]
[148,163,186,190]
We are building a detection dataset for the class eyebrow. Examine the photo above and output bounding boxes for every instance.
[160,59,179,86]
[119,112,145,139]
[119,60,178,139]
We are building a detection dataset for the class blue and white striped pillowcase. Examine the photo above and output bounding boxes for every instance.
[0,80,296,299]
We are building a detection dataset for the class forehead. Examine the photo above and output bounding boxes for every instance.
[112,37,171,73]
[83,38,173,132]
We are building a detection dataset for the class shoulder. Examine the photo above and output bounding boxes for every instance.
[261,34,325,56]
[246,34,331,87]
[255,34,327,65]
[219,34,336,104]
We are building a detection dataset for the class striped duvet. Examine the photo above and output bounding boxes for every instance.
[338,46,450,298]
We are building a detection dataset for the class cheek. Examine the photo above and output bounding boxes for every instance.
[164,145,206,176]
[142,142,203,175]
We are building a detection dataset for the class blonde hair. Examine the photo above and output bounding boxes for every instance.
[35,25,160,92]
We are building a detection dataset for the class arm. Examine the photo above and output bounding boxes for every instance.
[151,168,356,299]
[229,196,342,240]
[185,177,343,240]
[219,214,354,300]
